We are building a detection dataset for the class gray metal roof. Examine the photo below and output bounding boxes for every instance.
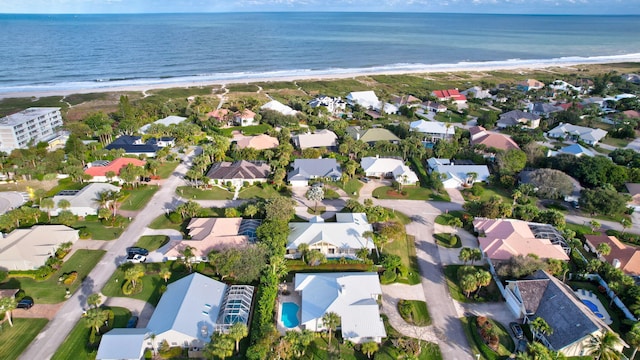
[288,158,342,181]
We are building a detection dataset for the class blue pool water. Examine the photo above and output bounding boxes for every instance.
[582,299,605,318]
[281,302,300,328]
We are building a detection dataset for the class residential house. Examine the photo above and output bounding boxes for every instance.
[391,94,422,108]
[346,126,400,144]
[497,110,541,129]
[528,102,564,117]
[360,156,419,185]
[234,109,258,127]
[261,100,298,116]
[623,110,640,119]
[105,135,174,157]
[207,109,231,125]
[469,126,520,151]
[294,272,387,344]
[293,129,338,150]
[233,134,279,150]
[308,96,346,114]
[0,225,79,271]
[420,101,447,113]
[585,233,640,276]
[288,158,342,187]
[503,270,624,357]
[622,73,640,84]
[461,86,492,99]
[626,183,640,212]
[51,183,121,217]
[432,89,467,104]
[581,97,605,109]
[164,218,251,261]
[473,218,569,268]
[205,160,270,188]
[139,115,187,134]
[547,144,594,158]
[287,213,374,258]
[46,131,70,151]
[97,273,254,357]
[410,120,454,141]
[84,157,147,183]
[516,79,545,92]
[546,123,608,145]
[427,158,490,188]
[549,80,581,93]
[346,91,380,109]
[96,328,149,360]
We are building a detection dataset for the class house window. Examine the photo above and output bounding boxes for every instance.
[328,249,335,254]
[171,342,178,346]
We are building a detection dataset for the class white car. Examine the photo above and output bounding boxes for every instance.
[126,254,146,263]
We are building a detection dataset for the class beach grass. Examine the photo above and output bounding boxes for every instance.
[148,86,214,98]
[0,96,67,117]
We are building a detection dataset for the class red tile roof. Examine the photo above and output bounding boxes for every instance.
[84,158,146,177]
[585,234,640,276]
[432,89,467,102]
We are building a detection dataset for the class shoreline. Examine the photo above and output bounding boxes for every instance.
[2,55,640,100]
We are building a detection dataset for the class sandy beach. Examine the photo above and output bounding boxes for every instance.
[2,54,640,100]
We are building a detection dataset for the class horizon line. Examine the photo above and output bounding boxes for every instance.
[1,10,640,16]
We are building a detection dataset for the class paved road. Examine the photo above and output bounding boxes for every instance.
[20,148,199,360]
[373,199,474,360]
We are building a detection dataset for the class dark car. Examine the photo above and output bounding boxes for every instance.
[360,177,370,183]
[510,322,524,339]
[127,247,149,256]
[126,315,139,328]
[17,298,34,310]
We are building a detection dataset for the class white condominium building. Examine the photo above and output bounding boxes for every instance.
[0,107,63,152]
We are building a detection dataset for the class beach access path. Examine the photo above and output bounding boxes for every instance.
[19,147,200,360]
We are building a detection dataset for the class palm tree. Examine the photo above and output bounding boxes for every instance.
[597,243,612,257]
[227,322,248,353]
[124,264,145,288]
[57,199,71,211]
[179,245,195,272]
[458,247,473,265]
[297,243,309,263]
[322,312,341,347]
[159,265,172,283]
[0,296,17,327]
[475,270,492,294]
[361,341,379,359]
[465,172,478,186]
[626,324,640,360]
[84,308,109,334]
[587,331,623,360]
[40,197,55,221]
[204,333,235,360]
[87,293,102,309]
[530,317,553,341]
[243,204,258,219]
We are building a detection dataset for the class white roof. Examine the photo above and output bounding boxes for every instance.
[0,107,60,127]
[547,123,608,142]
[295,129,338,149]
[287,213,374,251]
[392,165,420,184]
[432,164,490,185]
[0,225,79,270]
[427,158,451,169]
[139,115,187,133]
[410,120,451,135]
[346,91,379,109]
[146,273,227,343]
[52,183,121,212]
[294,272,386,340]
[96,328,149,360]
[360,157,419,183]
[261,100,298,116]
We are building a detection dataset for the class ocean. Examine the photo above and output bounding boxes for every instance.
[0,12,639,94]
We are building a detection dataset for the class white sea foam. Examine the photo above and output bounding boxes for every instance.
[1,53,640,96]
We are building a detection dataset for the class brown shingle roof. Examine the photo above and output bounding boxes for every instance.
[206,160,270,180]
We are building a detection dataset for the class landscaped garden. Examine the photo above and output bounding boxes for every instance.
[461,315,514,360]
[0,318,49,360]
[398,299,432,326]
[443,265,501,303]
[51,306,131,360]
[0,249,106,303]
[382,235,421,285]
[434,233,461,248]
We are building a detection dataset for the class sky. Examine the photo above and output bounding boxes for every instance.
[0,0,639,15]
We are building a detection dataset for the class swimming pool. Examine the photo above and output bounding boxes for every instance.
[281,302,300,328]
[582,299,605,318]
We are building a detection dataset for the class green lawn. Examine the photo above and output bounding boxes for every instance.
[177,186,233,200]
[398,299,432,326]
[1,250,106,304]
[73,218,129,240]
[0,318,49,360]
[389,209,412,225]
[119,186,158,211]
[52,306,131,360]
[238,184,283,200]
[334,179,363,197]
[373,186,434,200]
[434,233,461,248]
[135,235,170,252]
[599,136,631,148]
[434,211,466,226]
[443,265,501,303]
[156,161,179,179]
[435,111,467,123]
[324,188,340,200]
[461,183,511,203]
[382,235,421,285]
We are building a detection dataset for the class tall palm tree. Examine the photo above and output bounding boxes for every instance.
[57,199,71,211]
[40,197,55,221]
[322,312,341,347]
[179,246,195,272]
[530,317,553,341]
[361,341,379,359]
[626,324,640,360]
[159,265,172,283]
[124,264,145,288]
[587,331,623,360]
[84,308,109,334]
[228,322,248,353]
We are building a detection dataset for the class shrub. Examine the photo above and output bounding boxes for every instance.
[470,184,484,196]
[63,271,78,285]
[381,269,397,284]
[168,212,182,224]
[122,279,143,295]
[78,228,91,239]
[0,270,7,282]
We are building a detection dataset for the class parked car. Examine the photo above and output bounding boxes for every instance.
[126,254,146,263]
[127,247,149,256]
[360,177,370,183]
[17,298,34,310]
[510,322,524,339]
[126,316,139,328]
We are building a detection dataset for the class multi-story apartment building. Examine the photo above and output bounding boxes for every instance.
[0,107,63,152]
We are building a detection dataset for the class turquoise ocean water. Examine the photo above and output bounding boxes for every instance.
[0,12,639,94]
